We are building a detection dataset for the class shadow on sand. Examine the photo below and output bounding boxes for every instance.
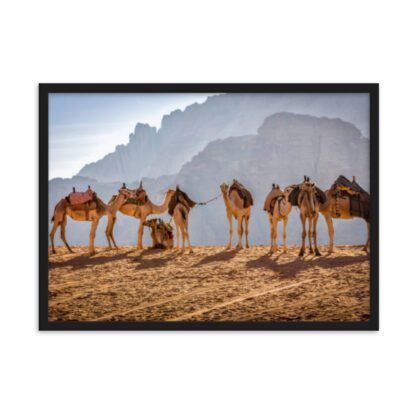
[245,254,368,278]
[49,249,136,270]
[194,249,239,267]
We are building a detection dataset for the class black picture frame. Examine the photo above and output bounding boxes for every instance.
[39,83,379,331]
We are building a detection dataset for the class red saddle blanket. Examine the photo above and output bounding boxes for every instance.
[68,189,94,205]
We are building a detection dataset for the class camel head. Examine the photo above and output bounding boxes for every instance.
[144,218,158,229]
[300,179,317,214]
[220,182,229,194]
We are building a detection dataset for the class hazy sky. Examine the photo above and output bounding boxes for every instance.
[49,93,215,179]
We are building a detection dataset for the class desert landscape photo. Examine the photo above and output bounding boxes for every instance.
[47,91,371,323]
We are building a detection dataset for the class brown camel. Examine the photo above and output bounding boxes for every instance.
[143,218,174,249]
[105,182,175,250]
[289,177,326,257]
[220,179,253,250]
[50,185,132,255]
[263,184,293,253]
[168,186,196,253]
[319,175,370,253]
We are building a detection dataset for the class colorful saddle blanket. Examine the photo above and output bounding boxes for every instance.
[68,189,94,205]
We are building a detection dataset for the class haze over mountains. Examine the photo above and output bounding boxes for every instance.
[49,93,370,247]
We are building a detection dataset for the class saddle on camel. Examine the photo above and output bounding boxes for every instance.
[66,185,98,221]
[263,184,285,215]
[168,186,196,217]
[144,218,174,249]
[330,175,370,220]
[229,179,254,208]
[288,176,327,206]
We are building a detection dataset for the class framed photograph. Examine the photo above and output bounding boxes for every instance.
[39,83,378,330]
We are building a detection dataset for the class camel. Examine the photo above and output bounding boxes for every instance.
[50,185,133,255]
[319,176,370,253]
[220,179,253,250]
[105,182,175,250]
[143,218,174,249]
[289,177,326,257]
[168,186,196,253]
[263,184,293,253]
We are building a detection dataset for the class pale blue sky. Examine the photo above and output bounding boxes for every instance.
[49,93,215,179]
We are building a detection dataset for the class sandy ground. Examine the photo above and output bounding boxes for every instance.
[48,246,370,322]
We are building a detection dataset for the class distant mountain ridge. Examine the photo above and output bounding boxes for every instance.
[77,93,369,182]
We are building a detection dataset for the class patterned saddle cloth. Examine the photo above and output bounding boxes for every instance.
[68,189,94,205]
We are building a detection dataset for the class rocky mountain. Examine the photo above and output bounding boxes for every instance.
[77,93,369,182]
[49,112,370,248]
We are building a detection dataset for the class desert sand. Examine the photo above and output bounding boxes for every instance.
[48,246,369,322]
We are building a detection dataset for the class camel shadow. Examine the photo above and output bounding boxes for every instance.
[49,249,135,270]
[194,249,239,267]
[246,254,368,279]
[129,249,177,270]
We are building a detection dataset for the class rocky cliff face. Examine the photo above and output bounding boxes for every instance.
[50,113,370,248]
[77,93,369,182]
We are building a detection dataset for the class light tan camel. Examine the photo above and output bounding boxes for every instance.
[289,178,323,257]
[319,177,370,253]
[105,184,175,250]
[220,180,253,250]
[264,184,293,253]
[168,186,196,253]
[50,186,132,255]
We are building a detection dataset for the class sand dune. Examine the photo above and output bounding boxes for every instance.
[48,246,369,322]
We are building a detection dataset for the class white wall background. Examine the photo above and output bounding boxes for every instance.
[0,1,414,415]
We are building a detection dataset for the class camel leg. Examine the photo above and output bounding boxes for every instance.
[174,220,181,251]
[282,217,288,254]
[323,212,335,254]
[49,220,60,254]
[185,222,193,253]
[363,221,370,253]
[244,216,250,249]
[313,214,321,256]
[180,224,186,252]
[269,215,276,252]
[105,217,114,249]
[89,218,99,255]
[110,217,118,249]
[226,212,233,250]
[308,218,313,254]
[236,216,243,249]
[60,216,73,253]
[299,215,306,257]
[137,218,145,250]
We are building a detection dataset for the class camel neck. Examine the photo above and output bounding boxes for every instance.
[149,192,172,214]
[108,194,126,213]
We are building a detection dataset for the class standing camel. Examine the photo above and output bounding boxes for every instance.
[50,185,132,255]
[168,186,196,252]
[319,175,370,253]
[105,182,175,250]
[220,179,253,250]
[263,184,293,253]
[288,177,326,257]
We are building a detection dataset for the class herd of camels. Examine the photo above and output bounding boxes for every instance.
[50,175,370,257]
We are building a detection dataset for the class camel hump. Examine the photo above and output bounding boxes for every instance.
[333,175,369,196]
[168,189,196,216]
[68,188,94,205]
[229,181,253,208]
[263,187,283,213]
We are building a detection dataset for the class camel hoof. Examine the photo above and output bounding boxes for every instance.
[298,250,304,257]
[315,250,322,257]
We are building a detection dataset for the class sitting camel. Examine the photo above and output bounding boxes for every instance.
[144,218,174,249]
[319,175,370,253]
[288,177,327,257]
[168,186,196,252]
[263,184,293,253]
[105,181,175,250]
[50,185,132,255]
[220,179,253,250]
